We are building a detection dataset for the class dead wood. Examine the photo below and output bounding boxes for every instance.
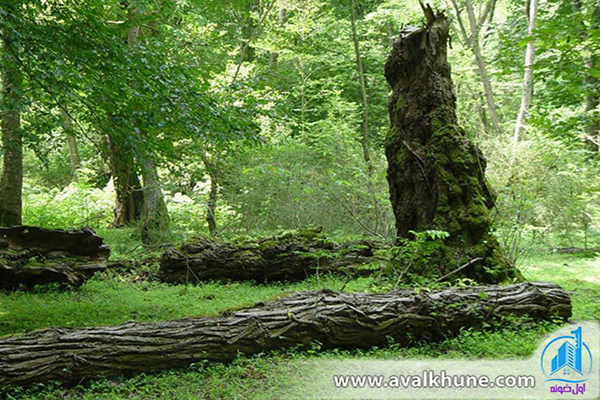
[0,281,570,387]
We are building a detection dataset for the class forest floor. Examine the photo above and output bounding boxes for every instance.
[0,230,599,399]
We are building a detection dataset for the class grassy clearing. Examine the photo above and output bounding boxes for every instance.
[1,247,598,399]
[0,274,373,338]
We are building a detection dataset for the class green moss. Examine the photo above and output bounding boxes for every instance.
[394,94,404,113]
[387,106,522,284]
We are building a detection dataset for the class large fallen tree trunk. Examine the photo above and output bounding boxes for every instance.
[160,228,384,284]
[0,282,570,387]
[0,226,110,290]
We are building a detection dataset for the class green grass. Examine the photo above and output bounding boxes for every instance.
[519,252,600,321]
[0,274,373,338]
[1,248,598,399]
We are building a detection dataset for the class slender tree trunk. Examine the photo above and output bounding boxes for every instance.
[200,149,218,236]
[350,0,373,175]
[582,5,600,154]
[61,108,80,182]
[449,0,499,133]
[464,0,502,133]
[140,158,169,244]
[0,24,23,227]
[125,8,170,244]
[513,0,539,143]
[583,59,599,153]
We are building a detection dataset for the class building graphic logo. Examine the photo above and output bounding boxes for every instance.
[541,326,593,384]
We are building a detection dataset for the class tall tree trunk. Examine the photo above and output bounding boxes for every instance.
[449,0,501,133]
[464,0,502,133]
[0,21,23,227]
[140,158,169,244]
[513,0,539,143]
[384,6,518,283]
[126,8,170,244]
[106,135,143,227]
[200,149,218,236]
[583,5,600,154]
[350,0,373,175]
[61,108,80,182]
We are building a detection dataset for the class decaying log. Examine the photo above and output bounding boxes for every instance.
[0,226,110,290]
[160,229,383,284]
[0,282,571,387]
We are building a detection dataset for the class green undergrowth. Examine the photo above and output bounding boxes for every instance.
[0,249,598,399]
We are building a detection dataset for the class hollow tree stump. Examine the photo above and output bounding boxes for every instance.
[0,282,571,387]
[0,226,110,290]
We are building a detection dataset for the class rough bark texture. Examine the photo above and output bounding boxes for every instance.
[384,9,517,283]
[106,135,143,227]
[160,228,383,284]
[0,19,23,227]
[0,282,571,388]
[0,226,110,290]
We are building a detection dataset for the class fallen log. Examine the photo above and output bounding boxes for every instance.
[160,228,384,284]
[0,281,571,387]
[549,246,600,254]
[0,226,110,290]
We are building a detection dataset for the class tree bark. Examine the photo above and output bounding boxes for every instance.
[200,148,219,236]
[106,134,143,227]
[464,0,502,133]
[582,4,600,154]
[140,158,169,244]
[448,0,498,132]
[160,228,383,283]
[0,16,23,227]
[384,7,517,283]
[513,0,539,143]
[350,0,373,175]
[0,226,110,290]
[124,9,170,244]
[0,282,571,388]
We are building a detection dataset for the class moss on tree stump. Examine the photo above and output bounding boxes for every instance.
[383,7,520,283]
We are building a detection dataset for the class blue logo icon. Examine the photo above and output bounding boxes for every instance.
[541,326,593,384]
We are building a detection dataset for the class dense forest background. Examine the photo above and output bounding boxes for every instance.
[1,0,599,260]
